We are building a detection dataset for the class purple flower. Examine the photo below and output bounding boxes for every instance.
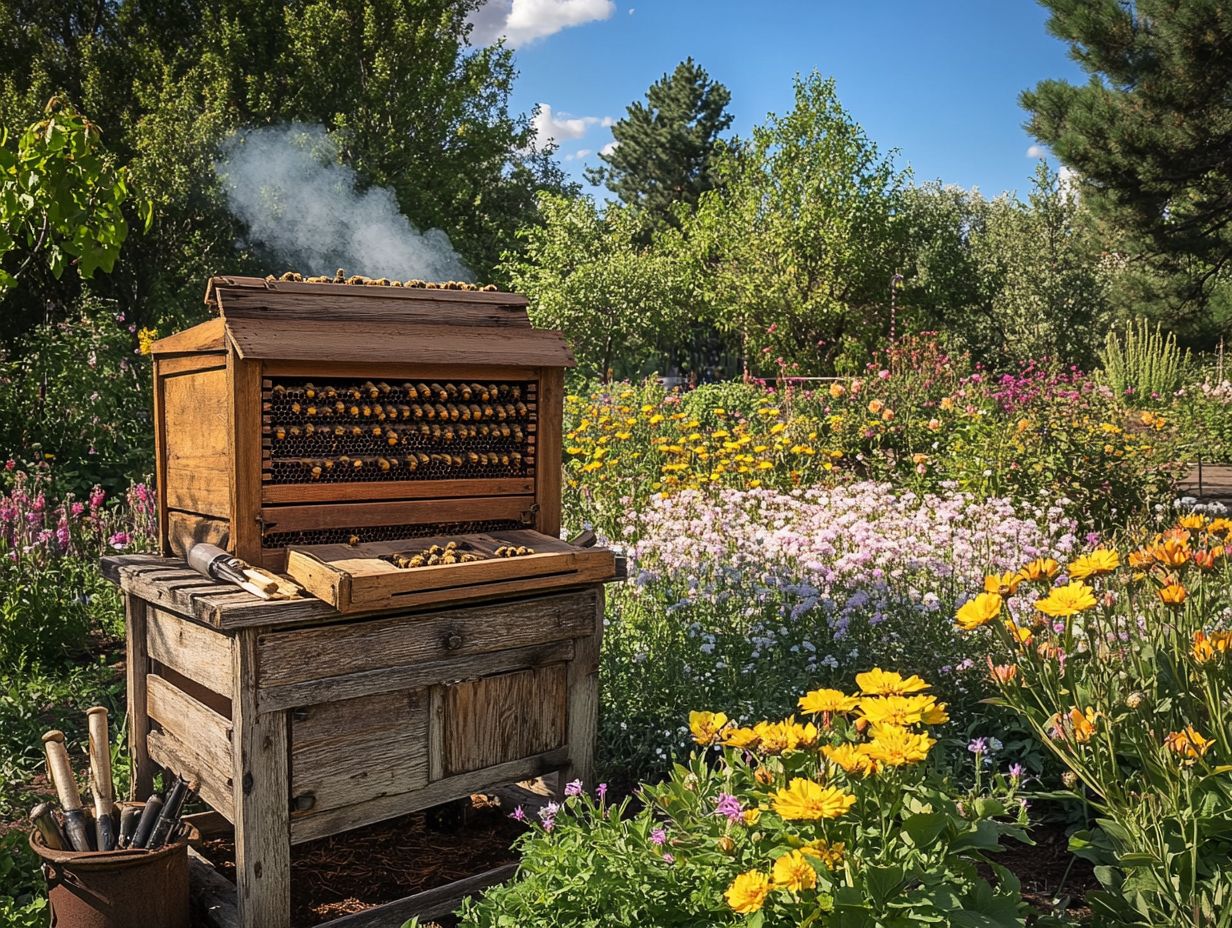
[596,783,608,802]
[1008,763,1026,781]
[662,853,674,864]
[564,779,584,797]
[967,738,988,755]
[510,806,526,822]
[538,802,559,823]
[714,793,743,823]
[650,826,668,846]
[108,531,131,550]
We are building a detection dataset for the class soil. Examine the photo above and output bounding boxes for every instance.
[194,796,527,928]
[987,819,1098,922]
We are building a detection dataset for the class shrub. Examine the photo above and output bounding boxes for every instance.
[453,671,1033,928]
[956,517,1232,926]
[1098,319,1191,406]
[0,466,155,667]
[601,483,1078,779]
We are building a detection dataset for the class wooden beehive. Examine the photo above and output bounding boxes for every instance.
[151,276,575,570]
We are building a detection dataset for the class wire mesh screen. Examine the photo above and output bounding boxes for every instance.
[263,377,537,484]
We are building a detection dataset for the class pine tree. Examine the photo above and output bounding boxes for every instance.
[586,58,732,224]
[1022,0,1232,286]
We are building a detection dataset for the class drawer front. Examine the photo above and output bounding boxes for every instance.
[289,688,430,820]
[443,664,567,777]
[255,589,598,704]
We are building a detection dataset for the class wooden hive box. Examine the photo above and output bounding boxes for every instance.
[151,276,575,570]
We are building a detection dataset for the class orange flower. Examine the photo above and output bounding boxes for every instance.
[983,571,1022,595]
[1164,726,1212,760]
[1151,536,1191,567]
[987,656,1019,685]
[1192,630,1232,663]
[1159,583,1187,607]
[1193,547,1224,570]
[1050,707,1098,744]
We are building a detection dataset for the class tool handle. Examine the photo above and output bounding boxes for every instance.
[131,796,164,849]
[42,731,83,813]
[30,803,67,851]
[86,708,115,812]
[118,807,141,849]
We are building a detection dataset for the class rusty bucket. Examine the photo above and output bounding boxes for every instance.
[29,815,192,928]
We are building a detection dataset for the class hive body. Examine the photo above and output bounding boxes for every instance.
[151,276,574,569]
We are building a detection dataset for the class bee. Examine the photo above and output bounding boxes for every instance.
[272,384,287,397]
[397,405,411,419]
[333,425,346,438]
[404,455,419,472]
[434,404,448,421]
[511,451,522,466]
[333,269,346,283]
[446,404,461,422]
[349,426,363,438]
[482,404,495,419]
[303,383,317,399]
[499,453,510,467]
[386,429,399,446]
[416,452,430,466]
[304,423,316,436]
[442,427,455,442]
[347,386,362,401]
[515,402,528,418]
[459,404,472,421]
[450,454,463,467]
[467,451,480,465]
[444,383,459,398]
[377,457,392,472]
[371,424,383,437]
[415,383,431,399]
[424,404,436,420]
[348,534,361,546]
[459,383,473,401]
[511,426,524,442]
[290,401,302,415]
[335,400,347,415]
[511,385,522,400]
[498,424,511,439]
[288,425,301,438]
[346,275,366,286]
[309,463,323,480]
[323,386,337,400]
[362,381,379,399]
[274,426,287,441]
[352,457,364,470]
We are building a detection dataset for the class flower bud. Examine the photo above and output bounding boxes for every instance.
[717,835,735,854]
[754,767,775,786]
[1061,771,1078,788]
[1125,691,1147,710]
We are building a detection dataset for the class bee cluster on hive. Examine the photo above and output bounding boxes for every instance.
[266,270,499,291]
[263,377,537,484]
[262,519,526,550]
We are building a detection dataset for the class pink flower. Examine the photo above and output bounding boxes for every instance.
[650,827,668,846]
[108,531,131,550]
[89,487,106,510]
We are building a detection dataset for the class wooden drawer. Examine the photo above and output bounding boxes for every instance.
[289,688,430,821]
[254,589,598,712]
[443,665,567,777]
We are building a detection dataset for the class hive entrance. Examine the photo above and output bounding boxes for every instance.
[262,377,537,485]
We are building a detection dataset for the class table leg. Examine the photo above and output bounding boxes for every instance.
[125,595,156,800]
[231,628,291,928]
[563,587,604,790]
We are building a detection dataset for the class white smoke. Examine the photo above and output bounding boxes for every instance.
[215,123,471,281]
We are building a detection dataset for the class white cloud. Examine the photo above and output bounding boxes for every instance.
[469,0,614,47]
[600,140,618,156]
[1025,144,1045,158]
[532,103,612,146]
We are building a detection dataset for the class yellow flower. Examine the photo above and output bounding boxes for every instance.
[725,870,771,914]
[855,668,929,695]
[856,695,948,727]
[1067,549,1120,580]
[722,726,762,749]
[1179,514,1209,531]
[771,850,817,891]
[800,839,846,868]
[798,688,858,716]
[772,778,856,821]
[1035,581,1098,617]
[939,397,956,411]
[137,326,159,355]
[1018,557,1061,583]
[828,382,845,398]
[688,710,729,744]
[742,808,762,826]
[867,399,884,414]
[1164,725,1212,760]
[753,717,818,754]
[1159,583,1187,607]
[1208,518,1232,537]
[649,414,665,425]
[822,742,876,776]
[1150,536,1190,567]
[859,724,935,766]
[955,592,1003,630]
[983,571,1022,595]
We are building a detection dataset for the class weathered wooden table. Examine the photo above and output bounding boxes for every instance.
[103,555,605,928]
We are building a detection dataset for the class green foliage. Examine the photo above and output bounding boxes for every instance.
[0,97,142,295]
[587,57,733,226]
[0,830,47,928]
[687,73,908,374]
[507,194,692,380]
[1098,319,1192,405]
[1023,0,1232,297]
[0,300,153,494]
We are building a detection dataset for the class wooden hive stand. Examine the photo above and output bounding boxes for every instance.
[103,555,609,928]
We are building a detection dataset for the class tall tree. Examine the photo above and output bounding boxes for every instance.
[1022,0,1232,303]
[586,57,732,224]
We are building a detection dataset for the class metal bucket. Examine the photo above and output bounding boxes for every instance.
[29,810,192,928]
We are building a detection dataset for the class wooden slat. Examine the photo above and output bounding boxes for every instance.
[444,665,567,776]
[166,511,231,557]
[536,366,565,538]
[147,673,233,755]
[225,318,574,368]
[257,640,574,712]
[150,318,227,356]
[261,495,534,533]
[261,477,534,505]
[146,607,234,698]
[188,844,240,928]
[316,863,518,928]
[564,586,604,788]
[147,729,234,822]
[290,746,569,844]
[256,589,598,689]
[216,288,532,326]
[229,357,263,563]
[260,361,539,381]
[290,689,430,817]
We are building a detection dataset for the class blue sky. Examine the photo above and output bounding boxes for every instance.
[472,1,1087,199]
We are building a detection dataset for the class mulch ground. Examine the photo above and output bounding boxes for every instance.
[987,818,1097,922]
[195,796,528,927]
